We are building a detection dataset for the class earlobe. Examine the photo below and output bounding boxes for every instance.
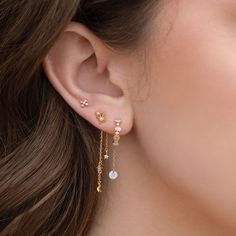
[42,21,134,135]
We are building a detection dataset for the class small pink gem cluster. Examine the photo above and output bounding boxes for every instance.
[80,98,89,108]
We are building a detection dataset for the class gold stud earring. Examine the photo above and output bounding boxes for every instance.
[109,119,122,180]
[95,111,106,124]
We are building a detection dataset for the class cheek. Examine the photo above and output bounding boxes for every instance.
[134,4,236,228]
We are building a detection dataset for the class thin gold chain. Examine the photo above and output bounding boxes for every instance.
[105,132,109,158]
[112,145,116,170]
[97,130,104,192]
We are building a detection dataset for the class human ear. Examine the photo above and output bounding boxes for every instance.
[42,21,134,135]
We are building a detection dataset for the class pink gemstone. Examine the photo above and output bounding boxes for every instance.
[115,127,122,132]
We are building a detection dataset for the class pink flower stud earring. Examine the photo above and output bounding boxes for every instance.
[80,98,89,108]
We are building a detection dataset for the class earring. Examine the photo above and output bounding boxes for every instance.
[109,119,122,180]
[97,130,104,193]
[104,132,109,159]
[96,111,107,193]
[97,130,110,193]
[95,111,106,124]
[80,98,89,108]
[96,113,122,191]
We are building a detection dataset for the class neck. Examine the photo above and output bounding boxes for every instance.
[88,132,231,236]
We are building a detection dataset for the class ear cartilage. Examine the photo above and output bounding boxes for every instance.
[80,98,89,108]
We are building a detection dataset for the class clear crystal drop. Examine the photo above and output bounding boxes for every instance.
[109,170,118,180]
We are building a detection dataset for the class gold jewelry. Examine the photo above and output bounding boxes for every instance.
[109,119,122,180]
[97,131,110,192]
[95,111,106,124]
[104,132,109,160]
[96,116,122,192]
[96,111,106,193]
[97,130,104,193]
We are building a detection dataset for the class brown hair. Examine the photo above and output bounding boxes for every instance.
[0,0,158,235]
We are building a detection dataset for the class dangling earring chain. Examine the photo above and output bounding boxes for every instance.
[97,130,104,193]
[104,132,109,160]
[96,116,122,192]
[110,142,117,175]
[109,119,122,180]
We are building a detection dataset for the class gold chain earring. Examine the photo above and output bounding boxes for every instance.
[104,132,109,160]
[109,119,122,180]
[97,129,104,193]
[95,111,108,193]
[97,131,110,193]
[96,112,122,191]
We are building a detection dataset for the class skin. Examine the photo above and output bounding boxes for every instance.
[43,0,236,235]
